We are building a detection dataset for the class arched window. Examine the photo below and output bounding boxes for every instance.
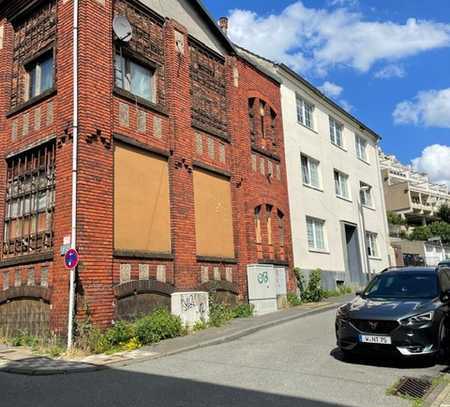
[278,209,286,261]
[248,98,278,152]
[254,205,263,259]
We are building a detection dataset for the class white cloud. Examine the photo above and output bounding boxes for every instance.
[393,88,450,128]
[228,2,450,76]
[374,64,406,79]
[328,0,359,8]
[318,81,343,97]
[339,99,353,112]
[412,145,450,187]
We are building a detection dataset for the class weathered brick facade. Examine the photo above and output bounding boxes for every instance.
[0,0,294,335]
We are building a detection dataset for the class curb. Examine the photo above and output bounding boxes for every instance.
[0,300,343,376]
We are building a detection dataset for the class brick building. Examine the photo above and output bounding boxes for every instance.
[0,0,294,336]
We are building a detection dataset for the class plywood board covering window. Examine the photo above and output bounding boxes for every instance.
[193,169,235,258]
[114,143,171,253]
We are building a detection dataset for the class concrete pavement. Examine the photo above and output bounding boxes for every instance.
[1,303,447,407]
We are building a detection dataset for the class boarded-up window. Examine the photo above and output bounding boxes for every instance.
[114,143,171,253]
[193,169,234,258]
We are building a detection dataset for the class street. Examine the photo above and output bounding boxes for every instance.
[1,307,446,407]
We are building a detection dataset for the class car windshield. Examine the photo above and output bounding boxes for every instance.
[363,272,439,299]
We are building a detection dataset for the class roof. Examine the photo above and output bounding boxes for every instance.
[191,0,235,54]
[382,267,437,275]
[277,63,381,141]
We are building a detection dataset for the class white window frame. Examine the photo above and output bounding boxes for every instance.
[334,169,351,200]
[329,116,344,148]
[366,232,379,258]
[306,216,327,251]
[26,52,54,101]
[296,95,315,130]
[115,53,155,102]
[355,134,369,163]
[301,154,321,190]
[360,182,373,208]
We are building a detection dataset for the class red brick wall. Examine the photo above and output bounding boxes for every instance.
[0,0,295,334]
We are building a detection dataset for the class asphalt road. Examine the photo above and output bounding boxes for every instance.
[1,308,447,407]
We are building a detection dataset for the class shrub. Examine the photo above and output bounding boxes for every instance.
[294,268,325,303]
[208,296,234,327]
[306,269,324,302]
[104,320,135,347]
[232,303,254,318]
[193,320,208,332]
[287,292,302,307]
[135,308,182,345]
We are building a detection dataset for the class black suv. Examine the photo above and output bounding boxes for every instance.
[336,267,450,359]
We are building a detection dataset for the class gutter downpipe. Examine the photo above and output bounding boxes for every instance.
[67,0,79,349]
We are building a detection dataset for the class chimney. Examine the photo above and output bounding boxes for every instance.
[218,17,228,36]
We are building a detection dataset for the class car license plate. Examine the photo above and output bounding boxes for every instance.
[359,335,392,345]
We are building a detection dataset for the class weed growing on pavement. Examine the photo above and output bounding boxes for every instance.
[193,320,208,332]
[208,294,256,327]
[287,292,302,306]
[294,268,325,303]
[232,303,254,318]
[323,285,353,298]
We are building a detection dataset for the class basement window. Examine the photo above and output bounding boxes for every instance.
[26,52,54,100]
[115,53,155,102]
[3,142,56,258]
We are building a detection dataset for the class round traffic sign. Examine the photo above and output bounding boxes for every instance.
[64,248,80,270]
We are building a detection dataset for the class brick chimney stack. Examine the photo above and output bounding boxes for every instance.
[218,17,229,36]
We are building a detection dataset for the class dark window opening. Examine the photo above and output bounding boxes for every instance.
[3,142,56,258]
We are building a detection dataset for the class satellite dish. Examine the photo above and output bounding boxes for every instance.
[113,15,133,42]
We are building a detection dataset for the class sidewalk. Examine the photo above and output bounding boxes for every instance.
[427,380,450,407]
[0,295,350,376]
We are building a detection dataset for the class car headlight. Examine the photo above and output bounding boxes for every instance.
[401,311,434,326]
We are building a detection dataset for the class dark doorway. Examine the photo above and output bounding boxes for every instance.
[343,223,364,285]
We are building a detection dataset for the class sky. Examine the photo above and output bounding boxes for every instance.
[203,0,450,186]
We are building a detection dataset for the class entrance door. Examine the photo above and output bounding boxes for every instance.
[343,223,363,285]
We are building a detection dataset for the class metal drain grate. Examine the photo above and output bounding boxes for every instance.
[393,377,433,399]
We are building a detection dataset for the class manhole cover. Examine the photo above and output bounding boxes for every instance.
[393,377,433,399]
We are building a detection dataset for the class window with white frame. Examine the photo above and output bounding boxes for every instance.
[334,170,350,200]
[360,182,373,207]
[366,232,378,257]
[296,95,314,129]
[26,52,54,100]
[356,135,368,162]
[306,216,326,251]
[301,154,320,189]
[329,116,344,147]
[115,53,155,102]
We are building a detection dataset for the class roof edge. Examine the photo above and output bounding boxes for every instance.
[278,63,381,141]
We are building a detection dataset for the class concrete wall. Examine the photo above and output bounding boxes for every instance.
[279,72,390,289]
[383,179,411,212]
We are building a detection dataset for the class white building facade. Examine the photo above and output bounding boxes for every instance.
[275,65,391,289]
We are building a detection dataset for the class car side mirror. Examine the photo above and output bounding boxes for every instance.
[441,289,450,303]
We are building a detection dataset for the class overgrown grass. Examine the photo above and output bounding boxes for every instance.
[0,330,65,357]
[208,296,255,327]
[3,299,256,356]
[323,285,353,298]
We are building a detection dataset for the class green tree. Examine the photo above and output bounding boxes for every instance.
[437,204,450,224]
[408,225,432,241]
[430,222,450,243]
[387,211,406,226]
